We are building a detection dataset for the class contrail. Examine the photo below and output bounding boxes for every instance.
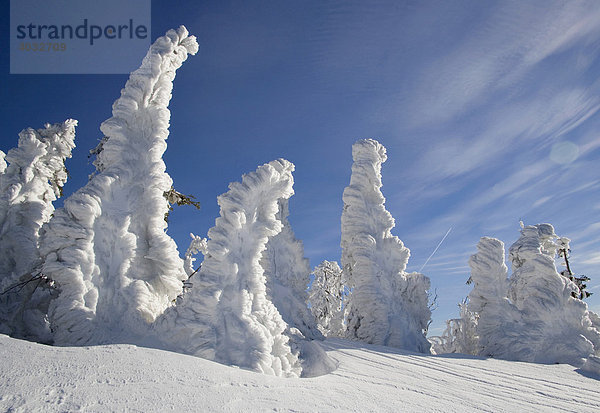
[419,227,453,272]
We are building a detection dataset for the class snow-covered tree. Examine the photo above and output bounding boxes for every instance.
[429,299,478,355]
[464,225,600,369]
[261,198,322,341]
[39,26,198,345]
[309,260,346,337]
[0,120,76,341]
[156,159,301,377]
[341,139,431,353]
[0,151,6,173]
[504,224,600,365]
[465,236,514,357]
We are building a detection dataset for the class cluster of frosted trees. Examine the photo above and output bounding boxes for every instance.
[0,26,431,377]
[2,25,597,377]
[431,224,600,374]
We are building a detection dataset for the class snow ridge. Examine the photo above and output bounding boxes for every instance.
[342,139,431,353]
[39,26,198,345]
[0,120,76,341]
[157,159,301,377]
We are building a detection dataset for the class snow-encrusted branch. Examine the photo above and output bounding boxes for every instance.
[183,233,207,277]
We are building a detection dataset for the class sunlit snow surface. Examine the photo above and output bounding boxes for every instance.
[1,334,598,412]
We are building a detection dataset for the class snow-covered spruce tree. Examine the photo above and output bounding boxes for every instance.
[429,300,478,355]
[503,224,600,365]
[0,151,6,173]
[0,120,76,341]
[261,198,322,341]
[309,260,346,337]
[39,26,198,346]
[341,139,431,353]
[466,225,600,368]
[156,160,301,377]
[465,236,515,357]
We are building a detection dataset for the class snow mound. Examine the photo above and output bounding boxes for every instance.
[39,26,197,346]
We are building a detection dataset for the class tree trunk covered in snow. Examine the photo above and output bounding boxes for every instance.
[156,160,301,377]
[0,120,76,341]
[39,26,198,345]
[341,139,431,353]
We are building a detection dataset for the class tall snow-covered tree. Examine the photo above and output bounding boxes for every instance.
[0,120,76,341]
[156,159,301,377]
[39,26,198,345]
[466,236,514,357]
[309,260,346,337]
[261,198,322,341]
[341,139,431,353]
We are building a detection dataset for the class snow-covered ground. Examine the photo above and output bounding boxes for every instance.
[1,334,598,412]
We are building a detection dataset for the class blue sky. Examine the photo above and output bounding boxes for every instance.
[2,1,600,334]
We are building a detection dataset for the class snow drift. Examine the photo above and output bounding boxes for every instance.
[0,120,76,341]
[156,159,302,377]
[2,333,599,412]
[39,26,198,345]
[341,139,431,353]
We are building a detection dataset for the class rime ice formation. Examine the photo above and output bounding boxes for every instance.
[429,300,478,355]
[309,260,346,337]
[0,151,6,173]
[505,224,600,365]
[464,226,600,368]
[157,160,301,377]
[183,233,207,277]
[0,120,76,341]
[341,139,431,353]
[466,237,513,357]
[39,26,198,345]
[261,199,322,341]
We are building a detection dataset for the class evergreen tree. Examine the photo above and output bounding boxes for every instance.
[156,160,301,377]
[0,120,76,342]
[261,198,323,341]
[309,260,346,337]
[341,139,431,353]
[39,27,198,345]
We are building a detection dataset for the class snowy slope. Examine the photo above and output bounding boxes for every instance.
[1,334,598,412]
